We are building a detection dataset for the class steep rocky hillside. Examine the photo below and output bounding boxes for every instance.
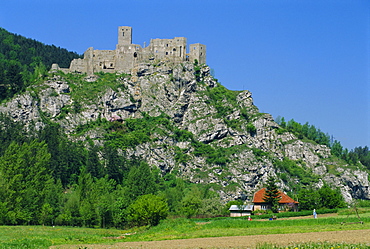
[1,61,369,202]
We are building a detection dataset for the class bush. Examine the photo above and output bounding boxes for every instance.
[126,194,169,227]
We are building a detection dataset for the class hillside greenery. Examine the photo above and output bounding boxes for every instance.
[0,113,232,227]
[0,27,81,101]
[0,112,347,227]
[276,116,370,170]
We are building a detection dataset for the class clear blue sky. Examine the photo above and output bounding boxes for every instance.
[1,0,369,150]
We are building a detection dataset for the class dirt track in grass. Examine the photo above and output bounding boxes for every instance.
[51,229,370,249]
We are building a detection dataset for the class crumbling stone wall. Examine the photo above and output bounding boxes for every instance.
[55,26,206,75]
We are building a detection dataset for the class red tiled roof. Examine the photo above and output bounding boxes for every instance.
[253,188,298,204]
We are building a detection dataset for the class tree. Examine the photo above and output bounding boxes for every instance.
[103,144,128,184]
[85,145,103,179]
[297,188,320,210]
[298,185,345,210]
[124,161,157,203]
[318,185,345,209]
[126,194,168,227]
[331,140,343,157]
[180,185,202,218]
[263,176,281,213]
[0,140,53,224]
[198,197,223,217]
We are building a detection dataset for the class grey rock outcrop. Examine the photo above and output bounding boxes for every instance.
[1,61,368,202]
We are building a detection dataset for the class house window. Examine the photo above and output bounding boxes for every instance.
[261,205,267,210]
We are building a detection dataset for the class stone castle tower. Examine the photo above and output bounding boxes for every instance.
[54,26,206,74]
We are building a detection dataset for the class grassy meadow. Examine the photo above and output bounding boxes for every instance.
[0,211,369,248]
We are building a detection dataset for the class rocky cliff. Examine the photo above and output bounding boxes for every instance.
[1,61,369,202]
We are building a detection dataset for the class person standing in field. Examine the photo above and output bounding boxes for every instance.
[313,209,317,218]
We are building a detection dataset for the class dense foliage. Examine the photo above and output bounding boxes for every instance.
[0,115,228,227]
[297,185,345,210]
[0,27,81,101]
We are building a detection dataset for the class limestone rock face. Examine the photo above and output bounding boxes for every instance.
[1,61,369,202]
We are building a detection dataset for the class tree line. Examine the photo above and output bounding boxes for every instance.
[0,115,226,227]
[276,116,370,170]
[0,27,81,101]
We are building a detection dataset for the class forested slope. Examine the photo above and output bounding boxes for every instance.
[0,27,81,101]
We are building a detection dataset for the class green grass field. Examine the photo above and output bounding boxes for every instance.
[1,212,369,248]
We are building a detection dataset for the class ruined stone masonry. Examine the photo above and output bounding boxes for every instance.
[52,26,206,75]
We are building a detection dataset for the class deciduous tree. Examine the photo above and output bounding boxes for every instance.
[126,194,168,226]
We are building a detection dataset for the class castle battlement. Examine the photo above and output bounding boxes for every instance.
[53,26,206,75]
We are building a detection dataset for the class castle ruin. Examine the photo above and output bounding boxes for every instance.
[52,26,206,74]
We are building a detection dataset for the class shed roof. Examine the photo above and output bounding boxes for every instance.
[229,204,254,211]
[253,188,298,204]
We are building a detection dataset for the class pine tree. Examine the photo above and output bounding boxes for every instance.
[263,176,281,213]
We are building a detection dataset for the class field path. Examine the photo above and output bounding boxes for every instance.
[51,229,370,248]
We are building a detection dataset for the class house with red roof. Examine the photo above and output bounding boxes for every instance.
[252,188,299,212]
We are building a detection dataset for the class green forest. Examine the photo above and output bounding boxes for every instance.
[0,27,81,101]
[0,27,369,228]
[0,114,347,227]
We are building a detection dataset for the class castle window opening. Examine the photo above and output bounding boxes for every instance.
[134,52,137,58]
[166,52,168,55]
[110,63,113,67]
[173,48,176,51]
[166,44,168,47]
[122,32,125,37]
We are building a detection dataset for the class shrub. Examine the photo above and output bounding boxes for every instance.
[126,194,169,227]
